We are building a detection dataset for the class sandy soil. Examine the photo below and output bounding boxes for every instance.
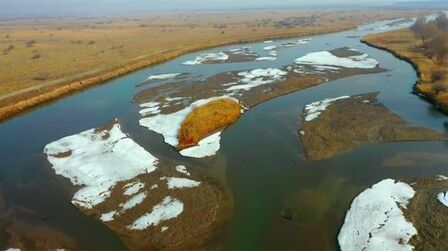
[299,92,444,160]
[0,9,430,121]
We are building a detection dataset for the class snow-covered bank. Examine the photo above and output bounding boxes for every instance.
[147,73,182,81]
[139,96,241,158]
[182,52,228,65]
[303,96,349,121]
[44,122,158,209]
[295,49,379,69]
[438,191,448,207]
[338,179,417,251]
[226,68,287,92]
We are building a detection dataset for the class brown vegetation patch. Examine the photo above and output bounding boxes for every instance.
[299,92,444,160]
[177,99,242,149]
[405,176,448,250]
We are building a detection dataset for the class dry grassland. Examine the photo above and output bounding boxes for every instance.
[363,29,448,113]
[0,9,429,120]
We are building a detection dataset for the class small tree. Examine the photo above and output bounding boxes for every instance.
[424,31,448,64]
[435,13,448,31]
[410,17,438,43]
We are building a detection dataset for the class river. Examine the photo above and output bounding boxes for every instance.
[0,17,447,250]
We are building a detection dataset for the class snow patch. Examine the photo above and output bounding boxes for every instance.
[123,181,145,196]
[225,68,287,92]
[44,123,158,209]
[128,196,184,230]
[255,56,277,61]
[147,73,182,81]
[139,96,239,148]
[437,192,448,207]
[120,192,147,210]
[338,179,417,251]
[162,177,201,189]
[263,45,277,51]
[182,52,228,65]
[179,131,222,158]
[175,165,190,176]
[304,96,350,121]
[100,211,118,222]
[283,38,312,47]
[295,50,379,69]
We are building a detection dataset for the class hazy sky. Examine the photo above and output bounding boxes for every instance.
[0,0,443,20]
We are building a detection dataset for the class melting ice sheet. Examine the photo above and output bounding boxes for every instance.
[295,50,379,69]
[338,179,417,251]
[44,123,158,209]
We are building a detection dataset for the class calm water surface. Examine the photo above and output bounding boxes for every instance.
[0,18,447,250]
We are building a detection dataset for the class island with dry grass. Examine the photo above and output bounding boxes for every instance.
[0,9,430,121]
[299,93,445,160]
[362,13,448,113]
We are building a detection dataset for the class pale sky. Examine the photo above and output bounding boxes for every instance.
[0,0,444,20]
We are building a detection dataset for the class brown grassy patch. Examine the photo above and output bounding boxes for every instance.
[177,98,241,149]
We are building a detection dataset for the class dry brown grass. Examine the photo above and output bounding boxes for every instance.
[178,99,241,149]
[363,28,448,113]
[0,9,430,121]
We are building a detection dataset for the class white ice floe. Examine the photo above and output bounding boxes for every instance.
[226,68,287,92]
[179,131,222,158]
[44,123,158,209]
[303,96,349,121]
[182,52,228,65]
[268,51,277,56]
[165,97,185,102]
[338,179,417,251]
[437,175,448,181]
[147,73,182,81]
[123,181,145,196]
[120,192,147,210]
[128,196,184,230]
[294,50,379,69]
[175,165,190,176]
[282,38,312,47]
[100,211,118,222]
[437,192,448,207]
[139,106,161,116]
[139,96,239,147]
[161,226,169,232]
[162,177,201,189]
[140,101,159,108]
[263,45,277,51]
[264,40,274,43]
[256,56,277,61]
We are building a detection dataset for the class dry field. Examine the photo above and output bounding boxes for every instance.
[0,9,429,120]
[363,28,448,113]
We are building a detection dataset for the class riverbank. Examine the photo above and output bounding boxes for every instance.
[0,9,429,121]
[362,28,448,114]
